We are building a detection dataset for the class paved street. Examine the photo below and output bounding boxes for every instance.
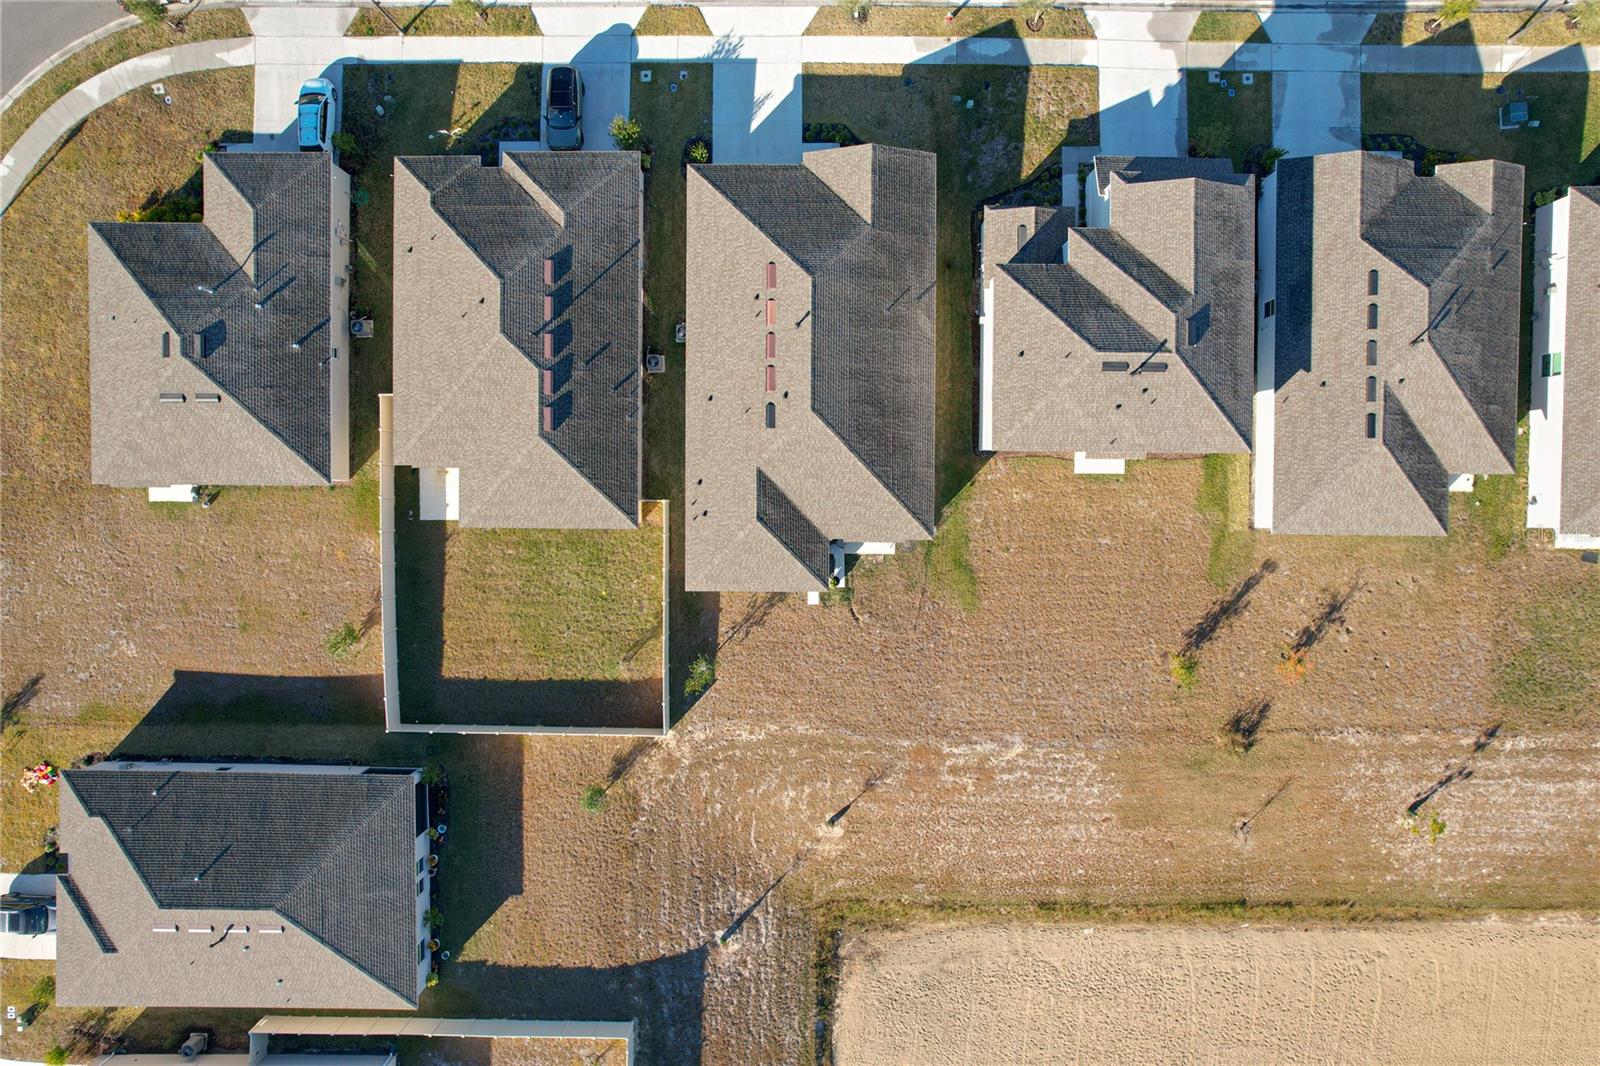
[0,0,124,99]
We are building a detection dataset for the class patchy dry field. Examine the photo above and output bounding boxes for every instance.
[833,918,1600,1064]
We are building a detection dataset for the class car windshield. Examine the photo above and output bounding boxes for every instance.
[548,107,577,130]
[295,92,324,106]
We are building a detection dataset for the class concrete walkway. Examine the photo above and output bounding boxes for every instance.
[0,36,254,211]
[8,12,1600,212]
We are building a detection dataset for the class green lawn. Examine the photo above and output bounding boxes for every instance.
[805,5,1094,38]
[345,3,539,36]
[635,5,712,35]
[632,63,714,716]
[1361,72,1600,199]
[1195,453,1256,588]
[1363,11,1600,46]
[0,9,250,155]
[1493,575,1600,726]
[1186,70,1272,171]
[1189,11,1268,43]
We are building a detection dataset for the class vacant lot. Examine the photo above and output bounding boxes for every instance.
[833,918,1600,1064]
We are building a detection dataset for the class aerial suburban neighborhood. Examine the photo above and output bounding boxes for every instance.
[0,0,1596,1063]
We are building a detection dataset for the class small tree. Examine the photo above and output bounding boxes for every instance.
[1276,644,1310,684]
[610,115,645,152]
[1571,0,1600,31]
[835,0,873,24]
[580,785,607,812]
[31,975,55,1006]
[683,654,715,698]
[1428,0,1477,33]
[1018,0,1053,32]
[1169,653,1199,691]
[123,0,168,27]
[452,0,488,19]
[325,621,361,660]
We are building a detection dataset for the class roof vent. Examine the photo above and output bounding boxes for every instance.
[195,393,221,403]
[159,392,186,403]
[1100,360,1130,372]
[161,332,171,359]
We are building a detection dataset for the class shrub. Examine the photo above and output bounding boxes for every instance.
[123,0,168,26]
[325,621,361,660]
[1169,653,1199,690]
[683,653,715,698]
[116,197,203,223]
[581,785,607,812]
[452,0,486,16]
[331,130,358,154]
[426,970,440,987]
[1437,0,1478,23]
[687,139,710,164]
[1574,0,1600,30]
[1276,645,1310,684]
[1189,122,1230,160]
[610,115,645,152]
[45,1048,68,1066]
[422,907,444,930]
[421,763,446,787]
[31,975,55,1006]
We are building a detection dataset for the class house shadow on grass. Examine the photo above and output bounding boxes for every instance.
[392,467,665,731]
[445,951,709,1066]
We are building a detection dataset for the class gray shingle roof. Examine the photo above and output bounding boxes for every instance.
[58,765,420,1009]
[1558,187,1599,536]
[684,145,937,592]
[1271,152,1523,536]
[392,152,642,528]
[983,156,1255,457]
[89,153,340,484]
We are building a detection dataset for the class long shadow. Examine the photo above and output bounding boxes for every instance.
[1181,559,1278,656]
[447,952,708,1066]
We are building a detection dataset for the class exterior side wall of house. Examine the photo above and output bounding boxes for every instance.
[330,163,353,483]
[1252,169,1278,531]
[1528,197,1568,534]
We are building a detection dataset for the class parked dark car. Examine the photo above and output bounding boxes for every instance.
[543,65,585,150]
[1,893,56,936]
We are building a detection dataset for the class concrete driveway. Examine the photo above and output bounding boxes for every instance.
[533,5,636,149]
[0,872,56,961]
[703,6,814,164]
[1261,12,1371,157]
[1087,9,1197,157]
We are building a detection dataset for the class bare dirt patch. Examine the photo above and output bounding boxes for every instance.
[833,918,1600,1065]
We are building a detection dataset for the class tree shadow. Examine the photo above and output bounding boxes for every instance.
[1407,721,1501,815]
[1288,580,1361,655]
[1181,559,1278,656]
[1221,696,1271,754]
[2,673,43,730]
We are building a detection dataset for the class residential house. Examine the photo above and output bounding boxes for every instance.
[1254,151,1524,535]
[391,151,643,528]
[88,152,351,494]
[56,761,432,1010]
[1528,186,1599,548]
[978,156,1255,472]
[684,144,937,592]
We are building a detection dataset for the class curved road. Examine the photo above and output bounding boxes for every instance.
[0,0,126,98]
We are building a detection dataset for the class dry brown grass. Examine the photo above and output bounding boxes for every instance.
[345,3,539,36]
[0,9,250,155]
[634,5,713,36]
[805,5,1093,38]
